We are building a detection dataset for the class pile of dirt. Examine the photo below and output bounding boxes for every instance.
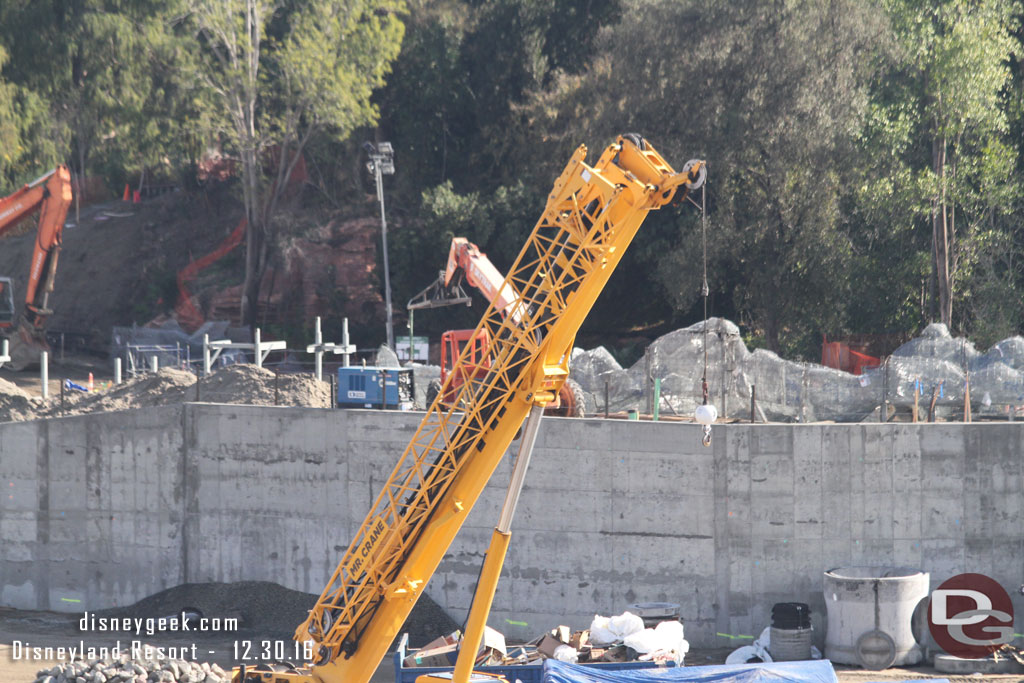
[3,365,332,422]
[0,376,38,422]
[193,364,332,408]
[38,368,197,418]
[32,658,230,683]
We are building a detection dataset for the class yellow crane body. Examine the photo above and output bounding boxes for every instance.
[232,135,704,683]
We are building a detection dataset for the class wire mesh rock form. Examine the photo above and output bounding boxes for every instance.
[570,318,1024,422]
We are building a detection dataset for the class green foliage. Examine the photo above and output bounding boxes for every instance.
[184,0,406,325]
[0,0,196,187]
[868,0,1018,334]
[5,0,1024,357]
[0,46,61,188]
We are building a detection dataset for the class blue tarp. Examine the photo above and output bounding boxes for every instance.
[542,660,838,683]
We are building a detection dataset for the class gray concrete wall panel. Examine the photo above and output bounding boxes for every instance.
[2,405,1023,649]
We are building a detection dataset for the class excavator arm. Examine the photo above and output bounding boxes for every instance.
[0,165,73,369]
[232,136,704,683]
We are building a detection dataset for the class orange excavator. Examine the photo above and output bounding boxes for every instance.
[0,165,73,370]
[408,237,586,416]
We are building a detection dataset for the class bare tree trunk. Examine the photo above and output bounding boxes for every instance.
[765,313,780,354]
[932,134,952,328]
[238,0,266,329]
[240,146,262,328]
[241,226,262,327]
[76,140,85,224]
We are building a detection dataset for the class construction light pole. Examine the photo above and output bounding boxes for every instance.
[364,141,396,351]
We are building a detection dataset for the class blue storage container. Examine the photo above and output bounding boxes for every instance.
[337,367,413,408]
[394,634,676,683]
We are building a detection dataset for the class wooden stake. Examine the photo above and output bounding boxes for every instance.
[928,386,940,423]
[964,373,971,423]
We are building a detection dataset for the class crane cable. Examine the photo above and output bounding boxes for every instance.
[699,180,712,447]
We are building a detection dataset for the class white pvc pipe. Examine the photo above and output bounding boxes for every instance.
[40,351,48,400]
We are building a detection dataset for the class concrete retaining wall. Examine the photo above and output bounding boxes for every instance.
[2,405,1022,647]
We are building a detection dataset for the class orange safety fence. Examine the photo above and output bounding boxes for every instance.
[174,217,247,332]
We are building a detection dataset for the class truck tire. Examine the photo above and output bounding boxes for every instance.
[553,378,586,417]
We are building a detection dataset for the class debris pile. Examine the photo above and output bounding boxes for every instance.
[403,627,506,668]
[33,656,230,683]
[405,611,687,670]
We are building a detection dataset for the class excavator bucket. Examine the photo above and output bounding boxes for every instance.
[6,319,49,371]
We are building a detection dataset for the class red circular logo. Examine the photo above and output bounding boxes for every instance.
[928,573,1015,659]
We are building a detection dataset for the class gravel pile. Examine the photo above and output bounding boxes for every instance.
[33,657,229,683]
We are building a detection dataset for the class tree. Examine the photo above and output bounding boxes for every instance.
[507,0,886,354]
[186,0,405,326]
[882,0,1016,328]
[0,46,60,188]
[0,1,190,203]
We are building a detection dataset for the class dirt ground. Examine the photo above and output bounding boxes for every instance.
[0,581,456,682]
[0,582,1017,683]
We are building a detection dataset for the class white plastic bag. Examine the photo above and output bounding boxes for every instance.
[749,630,770,663]
[589,615,617,646]
[553,645,578,663]
[624,620,688,665]
[608,612,645,640]
[589,612,644,646]
[726,645,772,665]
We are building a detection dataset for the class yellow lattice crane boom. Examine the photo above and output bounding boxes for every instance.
[231,135,705,683]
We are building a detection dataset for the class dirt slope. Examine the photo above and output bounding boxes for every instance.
[0,193,238,351]
[0,189,385,354]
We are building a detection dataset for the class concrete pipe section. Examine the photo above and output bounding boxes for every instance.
[823,566,929,670]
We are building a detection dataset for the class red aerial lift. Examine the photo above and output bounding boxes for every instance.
[408,237,586,416]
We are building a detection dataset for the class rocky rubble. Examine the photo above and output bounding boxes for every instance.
[33,656,229,683]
